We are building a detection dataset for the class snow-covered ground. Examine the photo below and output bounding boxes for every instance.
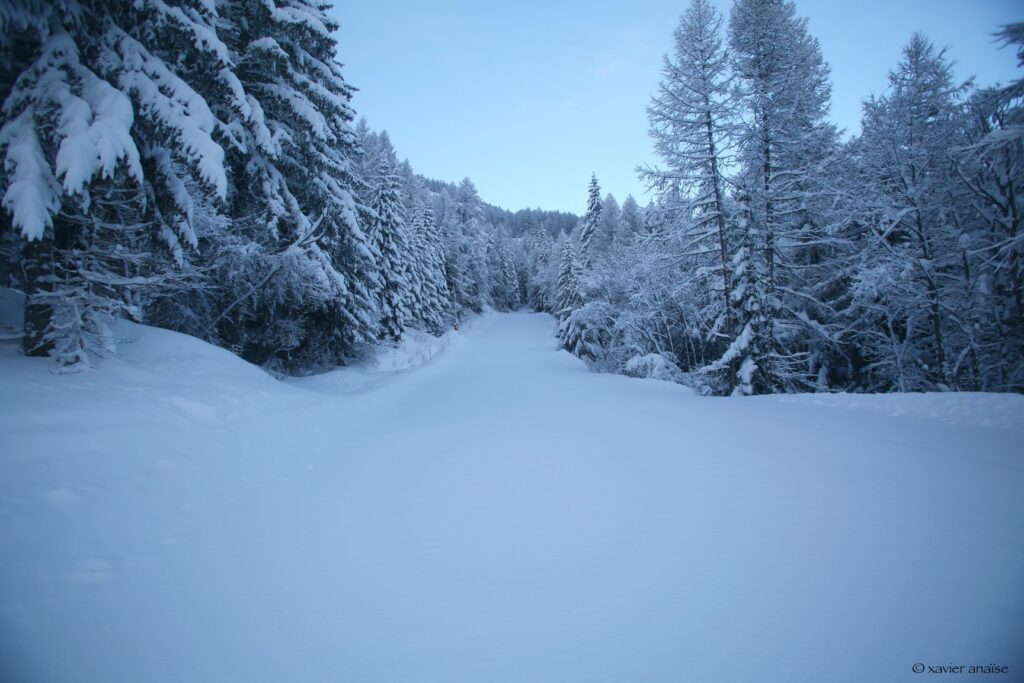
[1,303,1022,682]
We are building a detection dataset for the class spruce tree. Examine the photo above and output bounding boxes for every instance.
[443,178,489,314]
[618,195,643,247]
[204,0,376,368]
[410,203,451,333]
[556,239,582,348]
[0,0,231,368]
[578,174,602,270]
[368,157,413,341]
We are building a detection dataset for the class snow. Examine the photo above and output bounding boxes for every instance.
[0,108,59,240]
[247,37,289,61]
[150,146,198,255]
[150,0,231,66]
[286,327,460,396]
[1,300,1022,682]
[623,352,688,384]
[111,28,227,200]
[261,82,330,141]
[1,31,142,239]
[56,69,142,195]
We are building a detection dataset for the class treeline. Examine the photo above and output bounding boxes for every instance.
[3,0,1021,397]
[537,0,1023,395]
[417,179,579,239]
[0,1,542,373]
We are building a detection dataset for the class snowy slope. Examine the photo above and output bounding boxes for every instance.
[1,306,1022,682]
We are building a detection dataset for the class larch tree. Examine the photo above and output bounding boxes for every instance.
[727,0,839,393]
[956,24,1024,390]
[642,0,738,391]
[852,34,969,391]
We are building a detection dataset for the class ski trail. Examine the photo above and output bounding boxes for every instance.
[1,312,1022,682]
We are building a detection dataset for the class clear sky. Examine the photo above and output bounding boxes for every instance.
[333,0,1021,214]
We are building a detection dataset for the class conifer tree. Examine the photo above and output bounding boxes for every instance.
[956,25,1024,391]
[851,34,970,390]
[643,0,738,390]
[597,193,621,255]
[727,0,838,392]
[201,0,376,367]
[618,195,643,247]
[0,0,230,368]
[442,178,489,314]
[578,174,602,270]
[410,203,451,333]
[368,157,413,341]
[556,239,582,348]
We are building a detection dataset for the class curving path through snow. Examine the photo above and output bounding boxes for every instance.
[1,311,1023,682]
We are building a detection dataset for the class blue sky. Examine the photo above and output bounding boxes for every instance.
[333,1,1021,214]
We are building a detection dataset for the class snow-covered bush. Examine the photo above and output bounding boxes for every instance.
[624,353,685,383]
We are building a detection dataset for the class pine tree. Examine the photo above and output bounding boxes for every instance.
[442,178,489,314]
[555,239,582,348]
[578,174,602,270]
[368,157,413,341]
[485,229,520,311]
[719,205,769,395]
[597,193,621,255]
[410,202,451,333]
[556,239,581,320]
[199,0,377,368]
[0,0,230,368]
[524,228,556,312]
[618,195,643,247]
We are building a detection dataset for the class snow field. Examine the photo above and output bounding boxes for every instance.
[1,310,1022,682]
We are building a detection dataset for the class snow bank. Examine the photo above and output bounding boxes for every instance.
[372,327,459,372]
[287,326,461,397]
[0,290,310,433]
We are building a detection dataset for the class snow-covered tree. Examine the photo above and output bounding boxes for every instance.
[850,34,969,391]
[955,25,1024,391]
[486,228,521,311]
[367,157,413,341]
[198,0,376,368]
[618,194,643,247]
[442,178,489,314]
[556,239,581,326]
[642,0,738,390]
[596,193,621,256]
[578,174,602,270]
[409,202,451,333]
[0,0,229,368]
[727,0,839,393]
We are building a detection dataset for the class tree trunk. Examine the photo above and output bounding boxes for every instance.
[760,121,776,392]
[21,229,56,356]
